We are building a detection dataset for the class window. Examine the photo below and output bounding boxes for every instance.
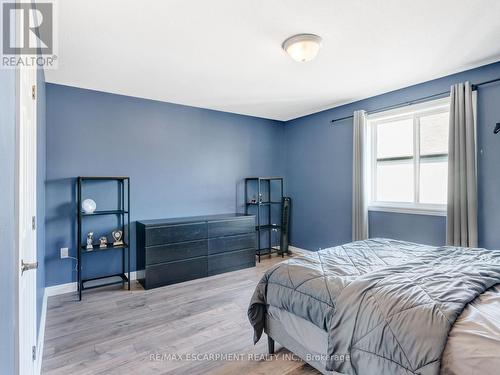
[368,97,451,215]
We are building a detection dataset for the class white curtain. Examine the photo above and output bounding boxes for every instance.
[447,82,478,247]
[352,110,368,241]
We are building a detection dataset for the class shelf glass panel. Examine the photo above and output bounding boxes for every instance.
[246,201,281,206]
[79,176,129,180]
[81,243,129,253]
[257,224,281,230]
[80,210,129,216]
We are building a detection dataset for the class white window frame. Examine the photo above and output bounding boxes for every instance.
[367,96,451,216]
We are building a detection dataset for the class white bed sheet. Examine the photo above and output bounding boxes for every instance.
[268,284,500,375]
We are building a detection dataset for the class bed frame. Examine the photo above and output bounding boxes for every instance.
[265,313,341,375]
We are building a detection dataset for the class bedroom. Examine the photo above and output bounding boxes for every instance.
[1,0,500,374]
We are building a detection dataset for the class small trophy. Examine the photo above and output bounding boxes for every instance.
[112,230,123,246]
[86,232,94,250]
[99,236,108,248]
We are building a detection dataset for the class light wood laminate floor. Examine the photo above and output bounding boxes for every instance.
[42,255,320,375]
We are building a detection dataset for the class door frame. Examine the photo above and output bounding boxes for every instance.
[14,58,21,375]
[14,22,39,375]
[15,67,39,375]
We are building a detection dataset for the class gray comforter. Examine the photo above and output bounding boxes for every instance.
[248,239,500,374]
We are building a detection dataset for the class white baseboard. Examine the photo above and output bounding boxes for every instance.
[35,289,47,375]
[45,281,77,297]
[45,271,138,297]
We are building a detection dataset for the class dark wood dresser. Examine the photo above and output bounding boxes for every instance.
[136,213,256,289]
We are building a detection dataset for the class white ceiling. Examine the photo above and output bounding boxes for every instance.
[45,0,500,121]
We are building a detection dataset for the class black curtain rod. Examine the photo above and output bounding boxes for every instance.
[330,76,500,124]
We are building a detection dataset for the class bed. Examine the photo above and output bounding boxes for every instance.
[248,238,500,375]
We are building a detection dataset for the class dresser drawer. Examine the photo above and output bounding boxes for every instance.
[208,217,255,238]
[208,233,256,255]
[207,248,255,276]
[144,257,207,289]
[146,240,207,265]
[145,222,207,246]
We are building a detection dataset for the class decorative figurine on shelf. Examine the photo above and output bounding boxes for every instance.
[86,232,94,250]
[112,230,123,246]
[82,198,96,214]
[250,195,257,204]
[99,236,108,248]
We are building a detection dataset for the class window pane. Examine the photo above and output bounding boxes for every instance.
[420,112,449,155]
[376,118,413,159]
[376,160,414,202]
[420,158,448,205]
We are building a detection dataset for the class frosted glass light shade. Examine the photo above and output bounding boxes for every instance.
[282,34,322,62]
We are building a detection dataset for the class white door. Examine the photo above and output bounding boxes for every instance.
[17,64,38,375]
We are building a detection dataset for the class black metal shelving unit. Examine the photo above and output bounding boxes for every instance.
[245,177,284,262]
[77,176,130,300]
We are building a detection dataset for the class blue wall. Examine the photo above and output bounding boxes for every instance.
[45,84,285,287]
[0,68,16,375]
[285,61,500,251]
[37,68,46,335]
[45,61,500,288]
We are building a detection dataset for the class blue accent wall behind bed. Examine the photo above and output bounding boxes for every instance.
[285,61,500,251]
[45,84,285,287]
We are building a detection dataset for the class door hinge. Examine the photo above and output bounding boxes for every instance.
[32,345,36,361]
[32,216,36,230]
[32,85,36,100]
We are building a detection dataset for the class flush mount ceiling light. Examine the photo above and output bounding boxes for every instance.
[282,33,322,62]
